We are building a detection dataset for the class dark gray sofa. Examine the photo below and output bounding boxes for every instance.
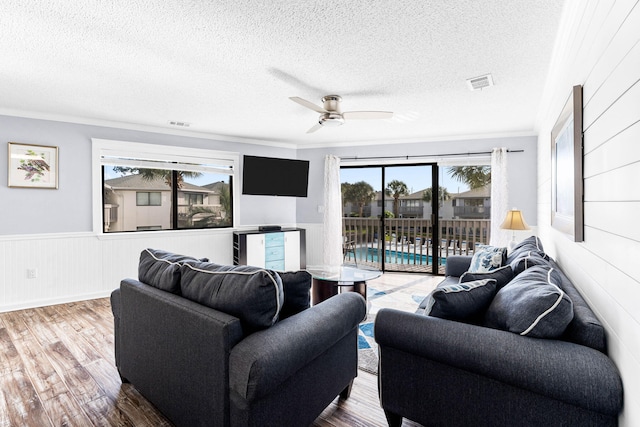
[375,239,623,427]
[111,249,366,427]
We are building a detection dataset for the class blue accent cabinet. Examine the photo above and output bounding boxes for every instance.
[233,228,306,271]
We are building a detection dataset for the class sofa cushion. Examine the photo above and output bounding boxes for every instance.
[278,270,312,320]
[485,265,573,338]
[138,248,208,294]
[180,261,284,332]
[468,245,507,273]
[459,265,514,290]
[509,250,553,275]
[506,235,548,264]
[424,279,498,321]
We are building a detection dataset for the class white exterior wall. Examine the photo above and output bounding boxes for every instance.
[536,1,640,425]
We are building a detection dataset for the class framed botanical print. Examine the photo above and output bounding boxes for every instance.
[8,142,59,189]
[551,85,583,242]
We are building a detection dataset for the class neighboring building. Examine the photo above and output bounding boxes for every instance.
[103,174,224,232]
[341,185,491,220]
[450,186,491,219]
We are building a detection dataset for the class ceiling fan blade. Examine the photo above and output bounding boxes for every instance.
[290,97,327,113]
[343,111,394,120]
[306,123,323,133]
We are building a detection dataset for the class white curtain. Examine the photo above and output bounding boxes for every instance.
[323,155,343,266]
[490,147,510,247]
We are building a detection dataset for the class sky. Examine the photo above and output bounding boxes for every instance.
[340,165,471,195]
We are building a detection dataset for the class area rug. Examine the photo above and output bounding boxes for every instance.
[358,316,379,374]
[357,292,427,375]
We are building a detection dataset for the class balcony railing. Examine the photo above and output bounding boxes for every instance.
[342,217,491,273]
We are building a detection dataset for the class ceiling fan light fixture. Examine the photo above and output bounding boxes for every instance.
[466,74,494,91]
[319,112,344,127]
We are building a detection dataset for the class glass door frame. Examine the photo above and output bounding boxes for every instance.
[340,162,441,275]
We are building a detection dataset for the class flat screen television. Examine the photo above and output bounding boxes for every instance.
[242,155,310,197]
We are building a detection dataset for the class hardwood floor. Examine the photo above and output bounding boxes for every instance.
[0,274,432,426]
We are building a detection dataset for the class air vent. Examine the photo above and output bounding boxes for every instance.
[466,74,494,91]
[168,120,191,127]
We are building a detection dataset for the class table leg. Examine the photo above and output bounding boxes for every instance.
[311,278,338,305]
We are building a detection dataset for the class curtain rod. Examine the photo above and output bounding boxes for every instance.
[339,149,524,161]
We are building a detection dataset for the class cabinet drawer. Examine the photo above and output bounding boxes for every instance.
[264,232,284,247]
[265,246,285,261]
[265,260,285,271]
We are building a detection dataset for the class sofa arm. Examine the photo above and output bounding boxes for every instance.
[229,292,366,402]
[375,309,623,415]
[444,255,472,277]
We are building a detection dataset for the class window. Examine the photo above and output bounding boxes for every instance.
[93,139,239,233]
[136,192,162,206]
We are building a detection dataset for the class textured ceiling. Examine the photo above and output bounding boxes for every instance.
[0,1,566,147]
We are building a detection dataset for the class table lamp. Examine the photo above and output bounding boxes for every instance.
[500,208,530,249]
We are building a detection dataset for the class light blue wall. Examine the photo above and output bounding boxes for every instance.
[296,136,538,225]
[0,115,297,235]
[0,114,538,236]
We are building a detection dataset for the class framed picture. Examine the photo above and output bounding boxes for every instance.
[551,85,583,242]
[8,142,59,189]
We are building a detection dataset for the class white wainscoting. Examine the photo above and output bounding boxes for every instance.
[297,223,324,266]
[0,230,234,312]
[0,224,321,313]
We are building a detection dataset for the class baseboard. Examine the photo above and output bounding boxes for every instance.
[0,290,113,313]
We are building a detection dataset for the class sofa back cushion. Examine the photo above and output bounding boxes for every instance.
[485,266,574,339]
[180,262,284,332]
[548,259,607,352]
[278,271,312,320]
[138,248,208,294]
[506,235,548,265]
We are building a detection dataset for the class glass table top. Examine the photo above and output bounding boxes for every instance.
[306,265,382,283]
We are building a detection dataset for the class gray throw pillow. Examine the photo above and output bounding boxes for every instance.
[459,265,514,290]
[468,245,507,273]
[180,261,284,332]
[424,279,498,321]
[506,235,548,264]
[485,265,573,338]
[509,251,553,276]
[138,248,208,294]
[278,270,312,320]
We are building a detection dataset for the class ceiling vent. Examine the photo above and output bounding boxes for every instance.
[466,74,494,91]
[168,120,191,128]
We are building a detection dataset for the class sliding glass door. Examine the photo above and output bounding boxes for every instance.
[340,162,492,274]
[341,163,440,274]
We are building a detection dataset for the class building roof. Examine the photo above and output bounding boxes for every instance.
[104,174,215,193]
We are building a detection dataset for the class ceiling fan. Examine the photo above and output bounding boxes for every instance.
[289,95,393,133]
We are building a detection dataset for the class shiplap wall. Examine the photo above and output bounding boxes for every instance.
[537,1,640,425]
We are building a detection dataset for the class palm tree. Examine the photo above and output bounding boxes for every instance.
[385,180,409,218]
[343,181,376,217]
[423,186,452,208]
[447,166,491,190]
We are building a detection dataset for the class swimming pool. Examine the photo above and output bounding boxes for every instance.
[354,247,446,265]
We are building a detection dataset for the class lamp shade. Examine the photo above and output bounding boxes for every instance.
[500,209,530,230]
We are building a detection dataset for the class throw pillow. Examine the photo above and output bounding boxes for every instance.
[509,251,553,276]
[180,261,284,332]
[459,265,514,290]
[506,235,548,264]
[485,265,573,338]
[468,245,507,273]
[138,248,208,294]
[424,279,498,321]
[278,270,312,320]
